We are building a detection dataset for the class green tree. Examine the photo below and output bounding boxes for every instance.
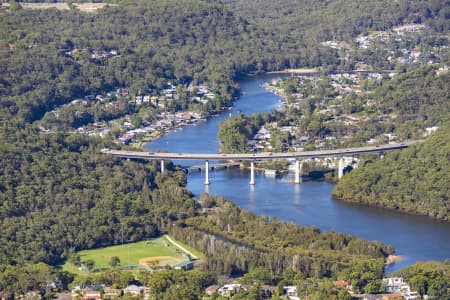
[84,260,95,272]
[109,256,121,268]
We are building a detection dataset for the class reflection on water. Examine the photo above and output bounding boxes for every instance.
[249,184,255,211]
[146,74,450,273]
[294,184,300,208]
[186,169,450,273]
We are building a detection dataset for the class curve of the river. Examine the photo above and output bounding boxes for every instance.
[145,74,450,273]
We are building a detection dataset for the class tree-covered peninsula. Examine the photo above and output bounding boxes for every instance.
[333,123,450,221]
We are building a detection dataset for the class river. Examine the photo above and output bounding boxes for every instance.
[145,74,450,273]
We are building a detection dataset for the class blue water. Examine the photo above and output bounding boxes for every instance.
[146,74,450,273]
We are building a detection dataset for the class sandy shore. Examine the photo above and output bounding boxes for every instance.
[385,254,405,265]
[267,68,319,74]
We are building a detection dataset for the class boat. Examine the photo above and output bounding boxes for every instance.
[264,169,278,177]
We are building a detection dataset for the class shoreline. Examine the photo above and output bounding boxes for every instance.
[137,111,219,150]
[332,194,450,223]
[385,254,405,265]
[139,74,450,272]
[140,71,288,150]
[267,68,320,75]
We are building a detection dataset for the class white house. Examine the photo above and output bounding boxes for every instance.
[124,285,144,295]
[217,284,245,297]
[383,277,410,293]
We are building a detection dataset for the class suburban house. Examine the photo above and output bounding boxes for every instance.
[217,284,246,297]
[123,285,144,296]
[283,286,297,297]
[383,277,410,293]
[81,290,101,300]
[204,285,220,296]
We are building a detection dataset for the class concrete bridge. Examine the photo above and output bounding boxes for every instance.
[186,162,241,173]
[102,140,422,185]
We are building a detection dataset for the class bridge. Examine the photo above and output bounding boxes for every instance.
[102,140,422,185]
[187,162,241,173]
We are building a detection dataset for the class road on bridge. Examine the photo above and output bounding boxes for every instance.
[101,140,422,161]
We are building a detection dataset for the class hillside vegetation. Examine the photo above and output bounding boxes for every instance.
[0,122,199,266]
[394,261,450,299]
[1,0,449,296]
[0,0,309,123]
[216,0,448,41]
[372,65,450,139]
[333,123,450,220]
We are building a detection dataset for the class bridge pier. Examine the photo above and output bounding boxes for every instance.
[294,159,301,184]
[204,160,210,185]
[249,161,255,185]
[338,157,344,179]
[161,160,165,174]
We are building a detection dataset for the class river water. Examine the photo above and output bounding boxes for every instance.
[145,74,450,273]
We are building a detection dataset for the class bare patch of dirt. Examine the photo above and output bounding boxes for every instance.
[138,256,183,267]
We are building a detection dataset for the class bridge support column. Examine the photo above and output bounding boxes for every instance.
[160,160,165,174]
[294,159,301,184]
[204,160,210,185]
[249,161,255,185]
[338,157,344,179]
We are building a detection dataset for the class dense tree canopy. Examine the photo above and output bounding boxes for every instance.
[372,65,450,139]
[215,0,449,41]
[169,194,392,280]
[394,261,450,298]
[0,0,449,295]
[0,0,319,123]
[333,123,450,220]
[0,121,199,266]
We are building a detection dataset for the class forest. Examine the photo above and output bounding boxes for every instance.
[215,0,448,40]
[1,0,449,297]
[0,0,323,124]
[372,65,450,139]
[393,261,450,299]
[333,123,450,221]
[2,0,446,124]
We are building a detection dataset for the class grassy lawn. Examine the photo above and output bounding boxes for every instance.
[62,235,200,274]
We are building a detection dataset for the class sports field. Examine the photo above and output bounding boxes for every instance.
[62,235,203,274]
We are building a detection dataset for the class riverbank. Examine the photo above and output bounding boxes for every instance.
[147,74,450,273]
[267,68,320,74]
[385,254,405,265]
[135,109,228,149]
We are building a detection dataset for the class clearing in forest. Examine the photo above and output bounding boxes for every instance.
[62,235,202,274]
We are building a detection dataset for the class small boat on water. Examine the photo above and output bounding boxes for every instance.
[264,169,278,177]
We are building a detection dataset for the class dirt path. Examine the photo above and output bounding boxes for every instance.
[165,235,198,259]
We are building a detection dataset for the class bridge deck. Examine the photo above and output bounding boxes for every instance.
[101,140,422,161]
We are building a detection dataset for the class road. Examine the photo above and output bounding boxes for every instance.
[101,140,422,161]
